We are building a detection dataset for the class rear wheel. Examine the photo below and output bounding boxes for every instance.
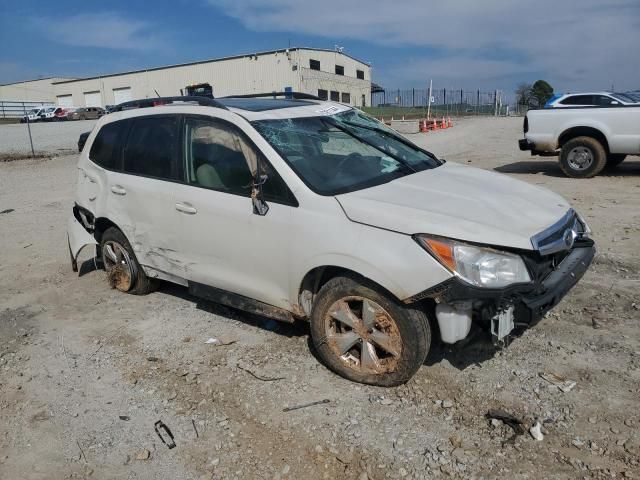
[310,275,430,387]
[606,154,626,168]
[559,136,607,178]
[100,227,157,295]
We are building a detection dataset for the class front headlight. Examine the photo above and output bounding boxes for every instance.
[415,235,532,288]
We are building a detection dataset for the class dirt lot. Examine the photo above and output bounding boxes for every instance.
[1,116,638,480]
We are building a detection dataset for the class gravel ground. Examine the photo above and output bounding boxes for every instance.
[0,116,638,480]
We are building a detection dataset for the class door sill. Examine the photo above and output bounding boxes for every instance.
[188,282,295,323]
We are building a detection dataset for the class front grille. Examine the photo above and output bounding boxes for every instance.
[531,209,583,256]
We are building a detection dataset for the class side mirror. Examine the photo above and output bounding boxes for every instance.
[251,174,269,216]
[610,100,619,105]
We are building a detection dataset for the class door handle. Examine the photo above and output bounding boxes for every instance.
[175,202,197,215]
[110,185,126,195]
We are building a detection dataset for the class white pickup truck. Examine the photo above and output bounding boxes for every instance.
[519,106,640,177]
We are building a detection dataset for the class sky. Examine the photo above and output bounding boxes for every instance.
[1,0,639,94]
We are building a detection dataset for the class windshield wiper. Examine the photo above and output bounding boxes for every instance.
[324,118,417,173]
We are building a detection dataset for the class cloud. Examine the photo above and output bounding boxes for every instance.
[32,12,167,51]
[208,0,640,91]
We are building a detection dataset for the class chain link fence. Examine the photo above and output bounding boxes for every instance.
[0,100,55,119]
[364,88,514,118]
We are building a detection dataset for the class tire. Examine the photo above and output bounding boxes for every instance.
[559,136,607,178]
[310,274,431,387]
[606,154,626,168]
[100,227,157,295]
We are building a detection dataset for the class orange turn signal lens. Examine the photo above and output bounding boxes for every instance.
[420,237,456,272]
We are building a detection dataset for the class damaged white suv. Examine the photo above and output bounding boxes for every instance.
[68,94,595,386]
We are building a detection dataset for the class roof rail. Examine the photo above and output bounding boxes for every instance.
[113,96,229,112]
[223,92,321,100]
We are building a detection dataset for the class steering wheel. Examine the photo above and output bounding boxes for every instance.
[335,152,363,175]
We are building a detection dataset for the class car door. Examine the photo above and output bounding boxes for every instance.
[105,114,186,279]
[172,114,296,310]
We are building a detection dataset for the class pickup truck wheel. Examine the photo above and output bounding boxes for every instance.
[310,275,430,386]
[100,227,157,295]
[606,154,626,168]
[559,136,607,178]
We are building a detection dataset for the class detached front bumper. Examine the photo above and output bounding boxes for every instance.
[409,240,595,341]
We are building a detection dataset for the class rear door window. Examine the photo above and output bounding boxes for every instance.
[559,95,594,106]
[89,120,129,170]
[595,95,615,106]
[123,116,182,181]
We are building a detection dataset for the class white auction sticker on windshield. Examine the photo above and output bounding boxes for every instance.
[316,106,343,115]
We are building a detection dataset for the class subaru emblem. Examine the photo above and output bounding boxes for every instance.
[563,229,575,249]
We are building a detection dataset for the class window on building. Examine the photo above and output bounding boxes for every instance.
[123,116,181,181]
[309,59,320,71]
[89,119,129,170]
[330,91,340,102]
[341,92,351,104]
[356,69,365,80]
[317,89,328,100]
[335,65,344,76]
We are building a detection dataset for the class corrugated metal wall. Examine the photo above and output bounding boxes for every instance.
[51,49,371,107]
[0,77,71,102]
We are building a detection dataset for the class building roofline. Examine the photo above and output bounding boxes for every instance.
[0,76,75,87]
[52,47,371,85]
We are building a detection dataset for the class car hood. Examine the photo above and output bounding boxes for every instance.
[335,162,570,250]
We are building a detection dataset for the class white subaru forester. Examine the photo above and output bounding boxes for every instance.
[68,94,595,386]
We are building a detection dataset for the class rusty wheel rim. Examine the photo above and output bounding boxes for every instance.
[102,241,133,292]
[324,296,402,374]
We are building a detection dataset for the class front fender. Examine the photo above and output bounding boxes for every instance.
[292,226,452,304]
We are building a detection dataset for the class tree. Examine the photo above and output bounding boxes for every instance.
[516,83,533,106]
[531,80,554,107]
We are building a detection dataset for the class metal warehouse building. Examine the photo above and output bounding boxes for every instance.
[49,47,371,108]
[0,77,72,102]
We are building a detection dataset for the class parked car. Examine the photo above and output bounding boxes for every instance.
[544,92,640,108]
[68,94,595,386]
[54,107,77,121]
[519,104,640,177]
[70,107,105,120]
[37,106,59,121]
[20,107,50,123]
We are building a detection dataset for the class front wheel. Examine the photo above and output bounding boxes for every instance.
[559,136,607,178]
[310,275,431,387]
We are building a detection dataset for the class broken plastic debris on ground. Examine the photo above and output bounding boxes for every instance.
[539,372,577,393]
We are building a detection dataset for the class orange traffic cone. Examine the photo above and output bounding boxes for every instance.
[441,116,447,129]
[448,116,453,128]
